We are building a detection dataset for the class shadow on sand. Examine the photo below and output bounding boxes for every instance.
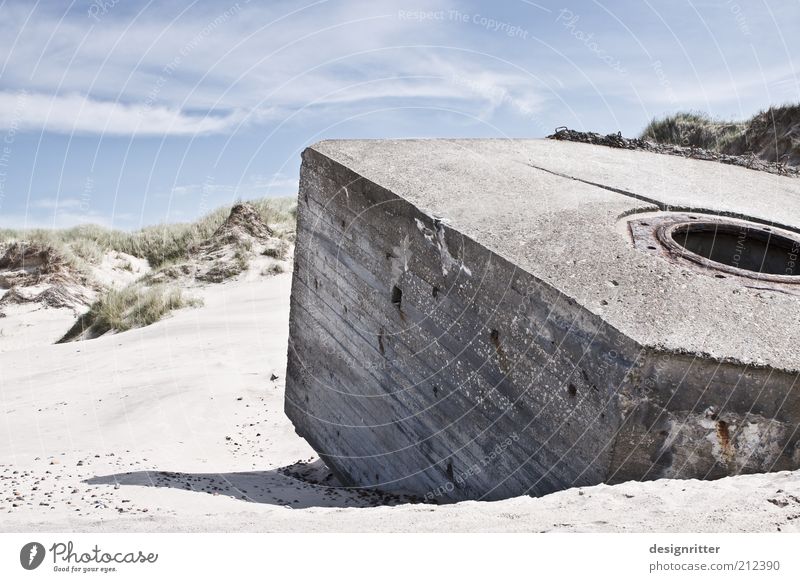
[84,460,420,509]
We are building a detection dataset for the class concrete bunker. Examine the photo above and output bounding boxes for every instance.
[286,139,800,502]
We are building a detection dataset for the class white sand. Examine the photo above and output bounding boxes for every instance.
[89,251,149,289]
[0,303,77,353]
[1,273,799,532]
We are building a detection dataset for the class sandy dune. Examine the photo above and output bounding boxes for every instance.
[2,274,799,532]
[0,250,149,353]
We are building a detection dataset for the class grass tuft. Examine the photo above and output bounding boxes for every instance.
[58,284,201,342]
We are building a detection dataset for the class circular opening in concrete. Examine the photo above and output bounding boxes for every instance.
[669,222,800,276]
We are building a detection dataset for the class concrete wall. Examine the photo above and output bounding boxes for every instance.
[285,142,800,502]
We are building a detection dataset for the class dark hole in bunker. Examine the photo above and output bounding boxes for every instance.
[671,222,800,276]
[391,285,402,307]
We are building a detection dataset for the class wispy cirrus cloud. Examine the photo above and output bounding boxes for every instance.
[0,91,254,136]
[0,0,551,136]
[167,173,299,200]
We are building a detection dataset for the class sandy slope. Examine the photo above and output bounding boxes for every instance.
[0,250,149,353]
[0,303,77,354]
[1,274,799,533]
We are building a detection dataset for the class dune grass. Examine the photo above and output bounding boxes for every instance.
[3,196,295,342]
[641,105,800,165]
[641,111,745,151]
[58,283,201,342]
[0,196,297,270]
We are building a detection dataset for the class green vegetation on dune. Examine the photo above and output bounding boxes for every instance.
[57,283,202,342]
[0,196,297,270]
[641,111,745,151]
[642,105,800,166]
[2,196,296,342]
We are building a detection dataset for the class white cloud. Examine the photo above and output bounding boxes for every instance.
[0,0,549,136]
[0,91,250,136]
[167,173,299,201]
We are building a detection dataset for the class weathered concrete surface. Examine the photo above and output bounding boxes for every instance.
[285,139,800,502]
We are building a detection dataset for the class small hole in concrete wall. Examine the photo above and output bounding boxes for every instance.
[341,219,346,229]
[714,274,726,279]
[446,461,454,481]
[391,285,402,307]
[314,278,319,290]
[432,385,439,397]
[647,245,657,250]
[432,285,439,299]
[567,384,577,398]
[640,222,650,226]
[490,329,500,343]
[344,305,348,314]
[378,329,385,355]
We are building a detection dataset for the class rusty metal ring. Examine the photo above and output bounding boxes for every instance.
[627,211,800,288]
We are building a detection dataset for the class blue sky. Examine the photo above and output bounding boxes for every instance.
[0,0,797,230]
